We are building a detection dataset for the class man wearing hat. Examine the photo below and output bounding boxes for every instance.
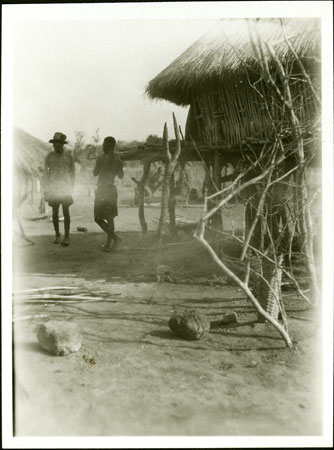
[44,132,75,246]
[93,136,124,251]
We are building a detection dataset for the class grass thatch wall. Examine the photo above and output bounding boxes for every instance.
[187,71,319,147]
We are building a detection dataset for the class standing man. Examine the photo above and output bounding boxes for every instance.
[44,132,75,246]
[94,136,124,252]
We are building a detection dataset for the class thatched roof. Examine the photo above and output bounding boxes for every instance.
[146,18,320,106]
[13,127,50,177]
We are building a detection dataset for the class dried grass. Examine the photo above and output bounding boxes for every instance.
[146,18,320,107]
[14,127,50,177]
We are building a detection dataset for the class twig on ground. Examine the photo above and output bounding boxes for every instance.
[14,294,121,302]
[12,314,48,322]
[14,287,79,295]
[289,315,315,322]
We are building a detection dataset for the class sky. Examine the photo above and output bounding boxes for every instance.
[11,18,218,145]
[8,1,330,147]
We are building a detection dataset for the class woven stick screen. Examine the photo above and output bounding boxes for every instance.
[191,72,318,148]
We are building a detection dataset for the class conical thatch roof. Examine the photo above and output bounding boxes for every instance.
[13,127,50,177]
[146,18,320,106]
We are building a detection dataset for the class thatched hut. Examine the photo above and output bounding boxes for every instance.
[13,127,50,217]
[14,126,49,171]
[146,18,320,150]
[146,18,321,318]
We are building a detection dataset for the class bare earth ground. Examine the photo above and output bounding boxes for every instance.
[12,185,322,436]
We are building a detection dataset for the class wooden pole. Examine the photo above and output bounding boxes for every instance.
[168,172,177,235]
[212,149,223,231]
[138,161,151,234]
[39,177,46,214]
[206,163,216,229]
[157,113,182,239]
[158,124,171,239]
[115,140,258,162]
[29,177,34,204]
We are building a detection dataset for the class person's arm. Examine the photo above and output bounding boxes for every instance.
[69,153,75,191]
[93,157,100,177]
[116,157,124,179]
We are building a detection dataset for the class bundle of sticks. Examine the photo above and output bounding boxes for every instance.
[13,286,121,321]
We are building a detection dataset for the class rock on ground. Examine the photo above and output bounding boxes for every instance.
[211,311,238,328]
[169,309,210,340]
[156,265,175,283]
[36,321,82,356]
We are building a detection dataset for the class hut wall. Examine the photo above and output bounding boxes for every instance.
[189,71,318,149]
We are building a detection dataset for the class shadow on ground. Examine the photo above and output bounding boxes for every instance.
[13,230,229,283]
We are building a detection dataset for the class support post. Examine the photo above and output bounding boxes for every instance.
[39,177,46,214]
[138,161,151,234]
[29,177,34,204]
[211,149,223,231]
[168,172,177,235]
[158,127,171,239]
[158,113,182,239]
[206,163,216,228]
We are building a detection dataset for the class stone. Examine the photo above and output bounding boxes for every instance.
[221,311,238,324]
[210,311,238,328]
[156,265,174,283]
[169,309,210,340]
[36,321,82,356]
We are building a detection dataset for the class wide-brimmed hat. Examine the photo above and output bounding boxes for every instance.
[49,132,68,144]
[103,136,116,146]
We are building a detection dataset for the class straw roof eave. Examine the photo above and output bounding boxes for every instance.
[14,127,50,178]
[146,18,320,105]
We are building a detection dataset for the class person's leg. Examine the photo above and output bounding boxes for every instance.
[95,218,108,233]
[101,215,122,251]
[61,204,71,246]
[108,214,122,250]
[95,216,114,251]
[63,204,71,238]
[104,216,115,250]
[52,204,61,242]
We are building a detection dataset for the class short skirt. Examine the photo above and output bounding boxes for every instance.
[47,195,73,208]
[94,186,118,220]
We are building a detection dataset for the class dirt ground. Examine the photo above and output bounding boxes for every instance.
[12,184,323,436]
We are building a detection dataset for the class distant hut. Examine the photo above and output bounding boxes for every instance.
[146,18,321,317]
[13,127,50,210]
[13,128,50,242]
[14,127,48,174]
